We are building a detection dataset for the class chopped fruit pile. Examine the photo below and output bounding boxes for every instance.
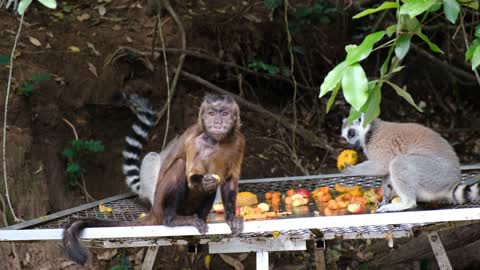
[337,149,358,170]
[211,183,388,220]
[314,183,382,216]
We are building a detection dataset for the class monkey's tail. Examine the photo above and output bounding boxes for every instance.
[450,182,480,204]
[63,218,143,265]
[112,92,159,193]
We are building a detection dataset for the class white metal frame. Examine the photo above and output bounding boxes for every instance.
[2,208,480,241]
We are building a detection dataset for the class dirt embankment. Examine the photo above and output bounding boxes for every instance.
[0,0,479,269]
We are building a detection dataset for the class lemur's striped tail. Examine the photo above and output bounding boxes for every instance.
[113,92,159,192]
[451,182,480,204]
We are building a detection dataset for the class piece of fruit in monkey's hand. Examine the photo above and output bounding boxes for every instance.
[211,174,221,183]
[337,149,358,171]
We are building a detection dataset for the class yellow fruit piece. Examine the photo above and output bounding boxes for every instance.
[68,46,81,53]
[391,197,401,204]
[139,213,146,218]
[204,255,211,269]
[272,231,281,238]
[212,174,221,183]
[237,192,258,206]
[257,203,269,212]
[99,203,112,213]
[337,149,358,171]
[292,199,303,207]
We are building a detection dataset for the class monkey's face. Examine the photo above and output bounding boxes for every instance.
[202,105,236,141]
[201,95,239,141]
[341,114,369,150]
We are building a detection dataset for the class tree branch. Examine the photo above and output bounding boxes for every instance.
[179,70,332,151]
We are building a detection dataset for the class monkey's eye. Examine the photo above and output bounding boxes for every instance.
[208,111,215,116]
[222,111,229,116]
[347,129,356,138]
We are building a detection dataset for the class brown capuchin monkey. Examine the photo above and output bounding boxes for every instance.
[63,94,245,265]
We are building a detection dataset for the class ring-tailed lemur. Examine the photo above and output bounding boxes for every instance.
[340,114,479,212]
[1,0,18,11]
[114,93,177,204]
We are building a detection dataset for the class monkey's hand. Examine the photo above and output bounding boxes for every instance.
[191,214,209,234]
[202,174,219,193]
[226,217,243,236]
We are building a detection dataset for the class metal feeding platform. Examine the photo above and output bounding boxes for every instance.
[1,165,480,270]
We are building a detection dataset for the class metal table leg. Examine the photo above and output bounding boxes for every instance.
[428,232,453,270]
[256,250,269,270]
[142,246,159,270]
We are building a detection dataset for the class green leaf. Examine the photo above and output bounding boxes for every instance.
[386,25,397,37]
[353,2,399,19]
[416,31,444,53]
[429,1,443,12]
[385,80,423,112]
[319,61,347,97]
[264,0,282,10]
[342,64,369,111]
[465,38,480,62]
[345,31,386,65]
[476,24,480,38]
[394,35,411,59]
[71,139,84,152]
[347,108,362,124]
[391,65,405,73]
[84,140,105,152]
[399,0,438,18]
[443,0,461,23]
[326,83,341,113]
[30,73,52,82]
[459,0,479,9]
[248,60,280,75]
[404,16,421,32]
[62,148,75,158]
[37,0,57,9]
[66,162,81,174]
[18,82,34,95]
[0,55,10,65]
[363,85,381,126]
[17,0,32,15]
[471,45,480,69]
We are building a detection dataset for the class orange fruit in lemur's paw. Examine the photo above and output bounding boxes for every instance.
[337,149,358,171]
[237,192,258,206]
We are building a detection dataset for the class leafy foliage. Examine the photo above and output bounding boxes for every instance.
[16,73,52,96]
[319,0,479,124]
[466,25,480,70]
[264,0,282,10]
[263,1,340,32]
[63,139,104,186]
[0,55,10,65]
[248,60,287,75]
[110,251,132,270]
[17,0,57,15]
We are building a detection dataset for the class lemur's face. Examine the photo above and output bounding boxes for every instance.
[341,115,369,150]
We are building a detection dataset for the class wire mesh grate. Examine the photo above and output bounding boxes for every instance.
[26,169,480,240]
